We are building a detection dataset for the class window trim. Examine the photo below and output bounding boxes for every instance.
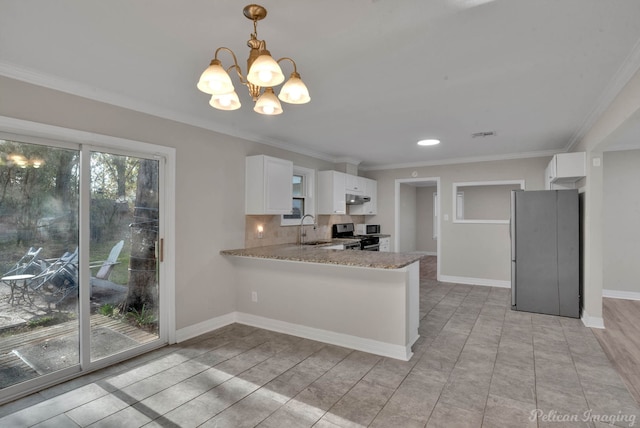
[281,165,315,226]
[433,191,438,239]
[452,180,525,224]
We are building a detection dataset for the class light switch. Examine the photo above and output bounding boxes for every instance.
[593,157,601,167]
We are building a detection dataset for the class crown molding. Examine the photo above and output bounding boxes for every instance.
[360,149,560,171]
[333,157,362,166]
[566,35,640,152]
[1,60,619,172]
[603,142,640,153]
[0,61,336,164]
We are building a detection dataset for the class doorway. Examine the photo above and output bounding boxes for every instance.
[0,127,174,404]
[395,177,440,280]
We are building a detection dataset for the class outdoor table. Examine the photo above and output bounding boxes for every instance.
[1,274,35,305]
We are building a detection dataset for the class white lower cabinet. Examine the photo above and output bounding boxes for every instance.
[379,237,390,252]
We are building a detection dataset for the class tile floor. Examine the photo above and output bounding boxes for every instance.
[1,274,639,427]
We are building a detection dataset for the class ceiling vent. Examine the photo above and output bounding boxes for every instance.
[471,131,496,138]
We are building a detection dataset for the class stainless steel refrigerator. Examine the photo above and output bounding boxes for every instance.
[510,189,580,318]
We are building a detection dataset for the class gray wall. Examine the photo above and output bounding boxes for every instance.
[365,157,549,283]
[398,184,417,253]
[458,183,520,221]
[0,75,337,331]
[603,149,640,294]
[416,187,437,253]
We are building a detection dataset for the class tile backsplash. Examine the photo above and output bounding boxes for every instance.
[245,214,365,248]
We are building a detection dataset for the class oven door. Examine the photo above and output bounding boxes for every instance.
[360,236,380,251]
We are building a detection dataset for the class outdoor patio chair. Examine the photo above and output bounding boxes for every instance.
[1,247,44,305]
[29,248,79,305]
[2,247,43,277]
[90,240,125,294]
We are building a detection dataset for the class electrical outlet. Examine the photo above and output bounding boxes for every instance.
[251,291,258,303]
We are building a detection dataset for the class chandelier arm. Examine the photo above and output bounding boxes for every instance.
[214,47,242,70]
[214,46,250,84]
[227,64,248,85]
[276,57,299,74]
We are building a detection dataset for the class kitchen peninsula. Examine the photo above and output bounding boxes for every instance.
[221,244,423,360]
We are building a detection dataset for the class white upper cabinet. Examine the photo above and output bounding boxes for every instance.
[545,152,586,190]
[349,177,377,215]
[317,170,347,214]
[245,155,293,215]
[345,174,365,194]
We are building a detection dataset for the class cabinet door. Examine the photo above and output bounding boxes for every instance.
[318,171,346,214]
[547,152,586,189]
[345,174,364,193]
[544,158,555,190]
[331,172,347,214]
[265,157,294,213]
[349,178,377,215]
[365,179,377,214]
[379,237,390,252]
[246,155,293,214]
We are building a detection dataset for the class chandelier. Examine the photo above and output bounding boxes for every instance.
[197,4,310,115]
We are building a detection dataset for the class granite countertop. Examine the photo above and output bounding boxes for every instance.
[220,243,423,269]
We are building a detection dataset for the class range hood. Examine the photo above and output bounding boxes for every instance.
[346,194,371,205]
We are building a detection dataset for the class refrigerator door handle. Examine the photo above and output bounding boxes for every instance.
[511,261,516,307]
[510,190,517,308]
[510,191,516,262]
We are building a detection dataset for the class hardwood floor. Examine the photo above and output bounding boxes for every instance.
[592,297,640,405]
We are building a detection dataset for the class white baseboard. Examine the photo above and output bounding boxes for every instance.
[175,312,236,343]
[176,311,416,361]
[581,310,605,329]
[438,275,511,289]
[602,289,640,301]
[236,313,415,361]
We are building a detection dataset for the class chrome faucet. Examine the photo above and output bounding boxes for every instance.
[299,214,316,245]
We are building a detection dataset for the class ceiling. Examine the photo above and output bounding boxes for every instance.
[2,0,640,169]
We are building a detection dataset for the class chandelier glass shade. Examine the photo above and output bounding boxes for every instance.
[197,4,310,115]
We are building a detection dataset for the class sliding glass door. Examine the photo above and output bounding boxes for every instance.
[89,151,160,362]
[0,137,166,401]
[0,140,80,388]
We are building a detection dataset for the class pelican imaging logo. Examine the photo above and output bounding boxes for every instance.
[530,409,636,426]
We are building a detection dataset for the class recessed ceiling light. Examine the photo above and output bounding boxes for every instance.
[417,139,440,146]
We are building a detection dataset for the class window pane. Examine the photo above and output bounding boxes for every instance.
[292,175,303,197]
[283,198,304,219]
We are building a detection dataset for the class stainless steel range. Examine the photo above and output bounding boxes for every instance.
[332,223,380,251]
